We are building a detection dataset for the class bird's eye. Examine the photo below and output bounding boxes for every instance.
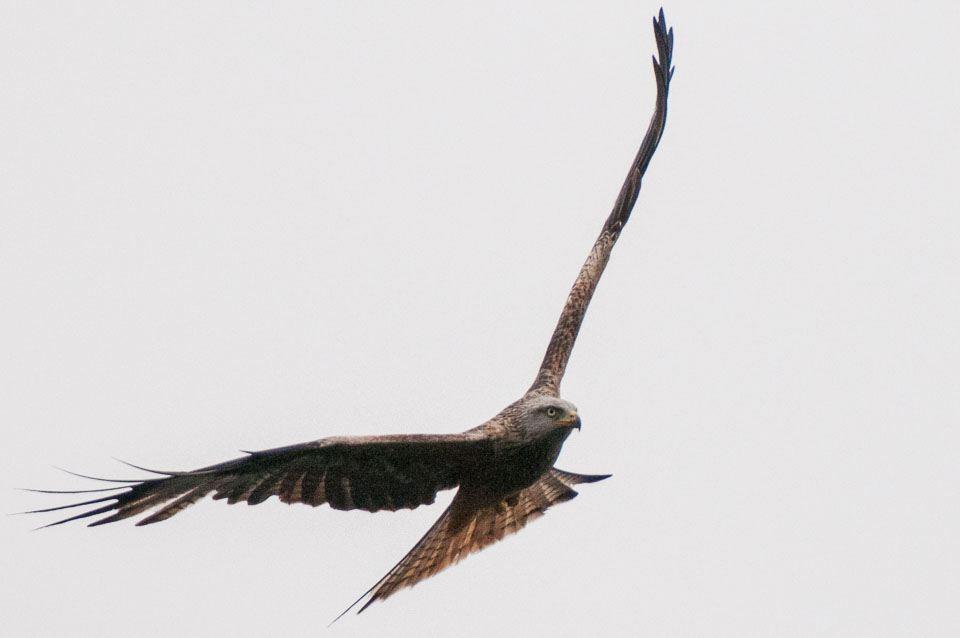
[546,407,558,417]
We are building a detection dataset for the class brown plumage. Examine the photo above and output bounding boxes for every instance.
[532,10,674,396]
[349,468,609,615]
[29,10,674,618]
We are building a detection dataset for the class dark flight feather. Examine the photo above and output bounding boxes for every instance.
[28,433,489,527]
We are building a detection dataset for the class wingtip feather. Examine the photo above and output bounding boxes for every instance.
[111,458,182,476]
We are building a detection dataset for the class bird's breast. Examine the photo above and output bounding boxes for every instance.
[464,429,568,498]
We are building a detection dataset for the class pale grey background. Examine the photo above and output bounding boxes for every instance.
[2,1,958,636]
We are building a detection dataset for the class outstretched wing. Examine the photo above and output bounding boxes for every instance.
[531,9,675,395]
[29,433,489,527]
[337,468,610,619]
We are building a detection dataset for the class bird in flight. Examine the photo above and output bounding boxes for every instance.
[29,10,674,618]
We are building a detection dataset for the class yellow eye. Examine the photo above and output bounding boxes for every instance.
[546,407,558,417]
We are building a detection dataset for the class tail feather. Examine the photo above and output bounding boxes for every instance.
[550,467,612,486]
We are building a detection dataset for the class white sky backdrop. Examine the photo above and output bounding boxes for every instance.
[2,1,958,636]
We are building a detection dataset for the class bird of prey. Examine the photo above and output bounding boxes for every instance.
[30,10,674,617]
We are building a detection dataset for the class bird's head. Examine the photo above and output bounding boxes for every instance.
[516,395,581,438]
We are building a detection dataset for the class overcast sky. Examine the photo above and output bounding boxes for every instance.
[2,2,958,636]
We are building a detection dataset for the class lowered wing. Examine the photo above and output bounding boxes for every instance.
[337,468,610,619]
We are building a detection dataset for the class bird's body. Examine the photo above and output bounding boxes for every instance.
[30,10,675,617]
[458,396,580,501]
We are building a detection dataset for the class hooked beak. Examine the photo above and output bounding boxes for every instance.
[557,410,581,430]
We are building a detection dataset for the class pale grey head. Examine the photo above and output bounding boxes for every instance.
[511,394,581,438]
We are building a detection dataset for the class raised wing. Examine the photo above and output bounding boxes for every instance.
[337,468,610,619]
[531,9,674,395]
[29,433,489,527]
